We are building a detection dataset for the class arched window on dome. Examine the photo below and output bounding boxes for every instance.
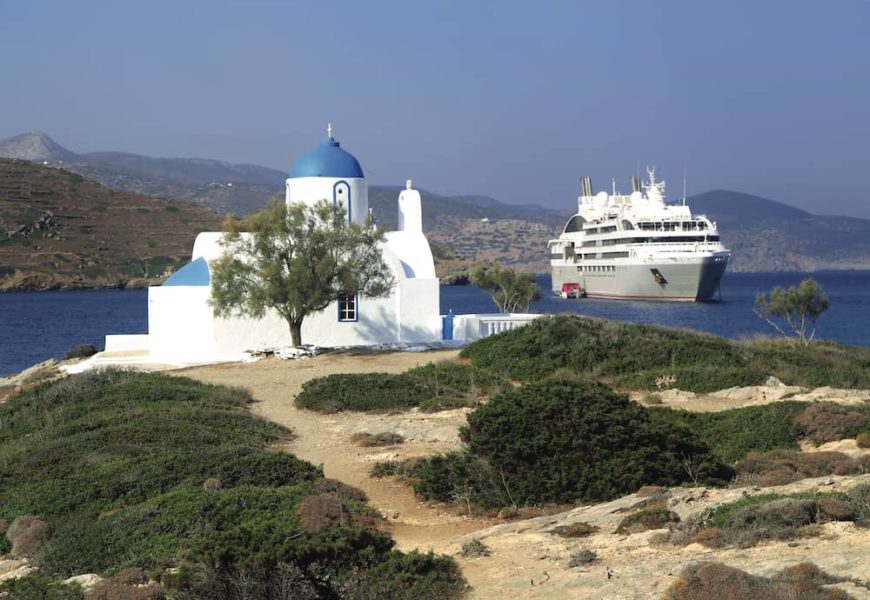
[333,181,351,222]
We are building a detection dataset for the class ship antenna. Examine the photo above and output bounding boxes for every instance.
[682,165,687,206]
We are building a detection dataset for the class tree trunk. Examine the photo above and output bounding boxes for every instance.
[288,319,303,347]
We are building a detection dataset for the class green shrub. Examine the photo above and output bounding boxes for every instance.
[409,380,731,509]
[649,402,807,463]
[567,549,598,566]
[0,574,83,600]
[370,461,399,478]
[63,344,97,360]
[418,396,473,412]
[460,315,870,391]
[459,379,731,506]
[412,452,506,509]
[295,361,505,413]
[460,539,491,557]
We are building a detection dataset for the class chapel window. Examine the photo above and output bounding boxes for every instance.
[338,293,357,322]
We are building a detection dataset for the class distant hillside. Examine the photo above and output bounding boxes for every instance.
[2,132,869,274]
[686,190,870,271]
[0,133,284,216]
[0,158,222,290]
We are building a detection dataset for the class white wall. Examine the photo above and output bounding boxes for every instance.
[286,176,368,225]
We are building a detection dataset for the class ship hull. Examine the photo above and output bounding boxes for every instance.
[551,256,728,302]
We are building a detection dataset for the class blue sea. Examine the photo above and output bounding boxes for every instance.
[1,271,868,376]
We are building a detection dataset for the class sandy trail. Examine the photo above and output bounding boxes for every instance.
[178,350,494,553]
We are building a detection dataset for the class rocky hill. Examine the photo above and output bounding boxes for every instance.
[2,132,869,274]
[0,158,222,290]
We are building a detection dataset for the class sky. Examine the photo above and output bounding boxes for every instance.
[1,0,869,218]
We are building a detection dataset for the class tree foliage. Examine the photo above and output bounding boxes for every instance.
[754,278,830,345]
[469,264,540,313]
[210,198,394,346]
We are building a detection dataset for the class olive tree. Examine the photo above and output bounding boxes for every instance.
[470,265,540,313]
[754,278,830,346]
[209,198,394,347]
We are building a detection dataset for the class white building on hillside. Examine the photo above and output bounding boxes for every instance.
[112,127,442,364]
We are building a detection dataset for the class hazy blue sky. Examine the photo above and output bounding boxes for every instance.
[2,1,868,217]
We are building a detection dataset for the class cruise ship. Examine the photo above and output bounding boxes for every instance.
[548,168,730,302]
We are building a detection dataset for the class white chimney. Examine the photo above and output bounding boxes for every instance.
[398,179,422,233]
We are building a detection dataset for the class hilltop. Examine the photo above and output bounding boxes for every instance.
[3,132,870,274]
[0,158,223,291]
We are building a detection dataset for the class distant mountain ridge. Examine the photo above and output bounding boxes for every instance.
[1,132,868,274]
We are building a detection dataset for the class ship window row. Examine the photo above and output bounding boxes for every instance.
[637,221,709,231]
[579,265,617,273]
[582,235,719,247]
[581,251,630,259]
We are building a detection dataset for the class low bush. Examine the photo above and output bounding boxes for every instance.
[460,315,870,391]
[295,361,505,413]
[567,549,598,567]
[406,380,731,510]
[461,380,731,506]
[351,432,406,447]
[370,457,427,480]
[0,574,84,600]
[549,522,598,538]
[857,432,870,448]
[370,461,399,478]
[63,344,98,360]
[662,561,851,600]
[650,402,807,463]
[614,508,680,534]
[673,487,870,548]
[460,539,491,557]
[7,515,50,557]
[734,450,866,487]
[418,396,474,412]
[795,402,870,444]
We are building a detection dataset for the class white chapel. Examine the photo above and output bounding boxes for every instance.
[131,127,441,363]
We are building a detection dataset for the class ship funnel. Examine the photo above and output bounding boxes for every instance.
[580,176,593,197]
[630,175,641,193]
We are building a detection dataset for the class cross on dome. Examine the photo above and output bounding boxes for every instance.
[327,123,333,138]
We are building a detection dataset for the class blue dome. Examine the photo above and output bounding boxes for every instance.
[289,137,364,179]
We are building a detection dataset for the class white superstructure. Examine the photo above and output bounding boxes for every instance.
[548,168,730,301]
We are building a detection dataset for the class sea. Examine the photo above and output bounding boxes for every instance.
[1,271,868,376]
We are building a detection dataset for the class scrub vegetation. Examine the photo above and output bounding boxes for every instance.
[295,361,506,413]
[0,370,465,599]
[662,562,856,600]
[405,380,733,508]
[665,485,870,549]
[459,315,870,392]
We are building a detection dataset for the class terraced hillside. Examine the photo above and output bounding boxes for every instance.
[0,158,222,290]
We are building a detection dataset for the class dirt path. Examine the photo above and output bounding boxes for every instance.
[178,350,494,553]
